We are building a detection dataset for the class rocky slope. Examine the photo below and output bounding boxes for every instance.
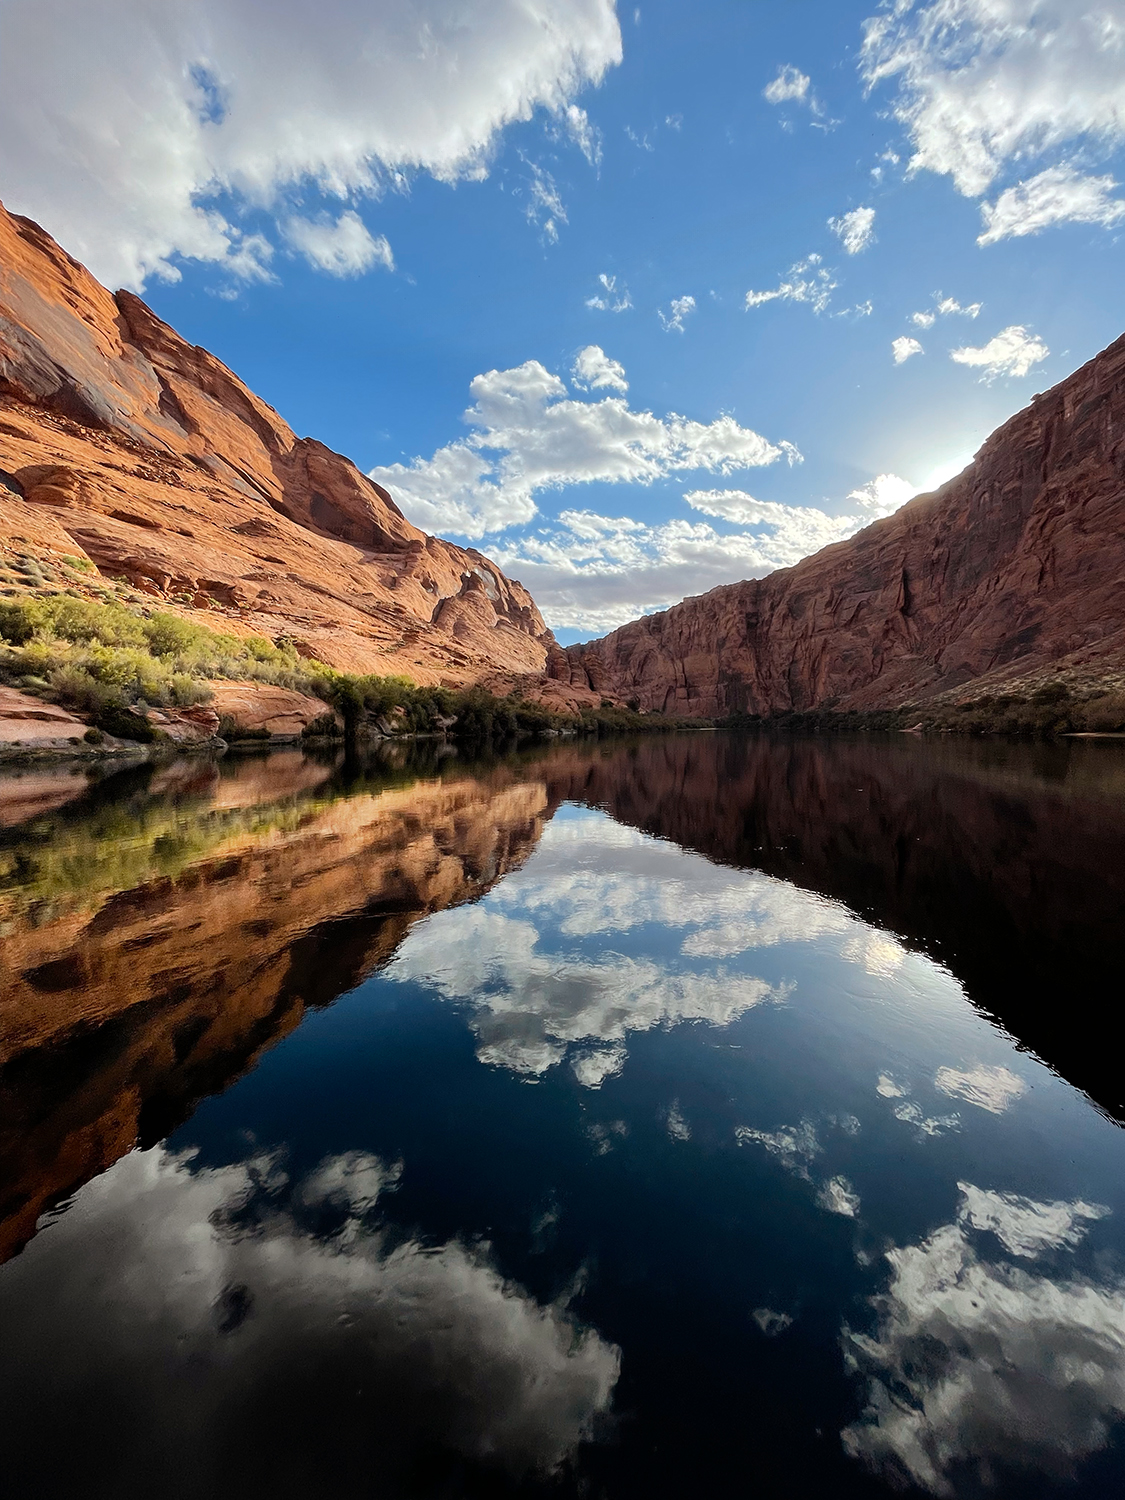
[0,199,596,702]
[558,333,1125,715]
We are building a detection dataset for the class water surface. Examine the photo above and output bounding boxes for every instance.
[1,733,1124,1498]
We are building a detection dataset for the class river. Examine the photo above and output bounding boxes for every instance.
[1,732,1123,1498]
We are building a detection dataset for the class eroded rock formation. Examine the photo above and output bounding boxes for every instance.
[560,334,1125,714]
[0,200,570,690]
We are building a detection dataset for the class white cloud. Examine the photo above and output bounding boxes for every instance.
[934,1063,1027,1113]
[562,103,602,168]
[282,210,393,276]
[892,336,924,364]
[752,1308,794,1337]
[950,325,1049,381]
[843,1182,1125,1494]
[763,64,811,105]
[829,205,876,254]
[860,0,1125,229]
[586,272,632,312]
[524,160,568,242]
[658,294,696,333]
[370,358,797,540]
[745,254,837,314]
[484,468,916,634]
[0,1145,620,1484]
[0,0,621,290]
[978,164,1125,244]
[571,344,628,393]
[911,293,982,329]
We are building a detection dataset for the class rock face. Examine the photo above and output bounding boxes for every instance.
[0,200,552,684]
[560,335,1125,714]
[0,685,90,748]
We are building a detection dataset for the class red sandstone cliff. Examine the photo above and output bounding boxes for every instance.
[559,335,1125,715]
[0,200,588,696]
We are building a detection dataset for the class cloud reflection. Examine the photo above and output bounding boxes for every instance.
[0,1146,620,1491]
[384,810,920,1083]
[386,905,784,1079]
[843,1183,1124,1495]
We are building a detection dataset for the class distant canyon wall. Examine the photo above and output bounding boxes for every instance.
[557,334,1125,715]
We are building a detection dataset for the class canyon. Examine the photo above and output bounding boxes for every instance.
[0,199,594,714]
[558,333,1125,716]
[3,198,1124,727]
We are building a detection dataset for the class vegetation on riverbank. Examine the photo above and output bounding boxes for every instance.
[0,592,669,748]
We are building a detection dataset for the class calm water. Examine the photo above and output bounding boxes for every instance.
[1,732,1124,1499]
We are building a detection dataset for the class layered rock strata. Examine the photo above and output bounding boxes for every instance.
[0,200,576,691]
[559,334,1125,715]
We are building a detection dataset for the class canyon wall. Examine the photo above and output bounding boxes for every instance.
[558,333,1125,715]
[0,201,586,696]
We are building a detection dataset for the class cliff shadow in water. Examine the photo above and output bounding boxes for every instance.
[536,732,1125,1121]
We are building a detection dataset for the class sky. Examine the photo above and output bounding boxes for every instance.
[2,1,1124,643]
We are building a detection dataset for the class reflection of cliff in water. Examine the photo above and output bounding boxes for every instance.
[539,733,1125,1120]
[0,750,552,1263]
[3,730,1123,1266]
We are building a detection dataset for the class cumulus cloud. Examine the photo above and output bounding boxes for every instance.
[572,344,628,393]
[978,164,1125,245]
[0,1145,620,1489]
[282,210,393,276]
[860,0,1125,239]
[370,357,797,540]
[892,336,924,364]
[763,64,811,105]
[658,294,696,333]
[0,0,621,290]
[950,325,1049,381]
[483,468,916,634]
[829,205,876,254]
[586,272,632,312]
[843,1181,1124,1494]
[745,254,838,314]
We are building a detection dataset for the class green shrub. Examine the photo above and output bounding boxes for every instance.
[0,599,43,644]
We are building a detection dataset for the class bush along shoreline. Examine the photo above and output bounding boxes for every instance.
[0,594,680,759]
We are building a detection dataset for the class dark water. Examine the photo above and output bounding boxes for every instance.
[1,732,1124,1499]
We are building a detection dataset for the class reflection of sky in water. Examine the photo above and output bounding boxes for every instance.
[4,798,1125,1497]
[381,805,1125,1493]
[0,1143,619,1492]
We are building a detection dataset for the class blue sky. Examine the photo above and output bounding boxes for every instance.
[2,0,1124,640]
